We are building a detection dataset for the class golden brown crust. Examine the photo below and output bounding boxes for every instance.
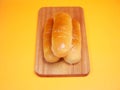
[43,18,59,63]
[51,13,72,57]
[64,19,81,64]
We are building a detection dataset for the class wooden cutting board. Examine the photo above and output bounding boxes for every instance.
[35,7,90,77]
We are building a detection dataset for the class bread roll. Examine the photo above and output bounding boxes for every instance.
[43,18,59,63]
[64,19,81,64]
[51,13,72,57]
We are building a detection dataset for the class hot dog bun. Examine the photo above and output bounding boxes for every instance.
[64,19,81,64]
[51,13,72,57]
[43,18,59,63]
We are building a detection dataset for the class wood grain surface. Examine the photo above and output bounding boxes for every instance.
[35,7,90,77]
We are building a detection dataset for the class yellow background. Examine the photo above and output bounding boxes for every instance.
[0,0,120,90]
